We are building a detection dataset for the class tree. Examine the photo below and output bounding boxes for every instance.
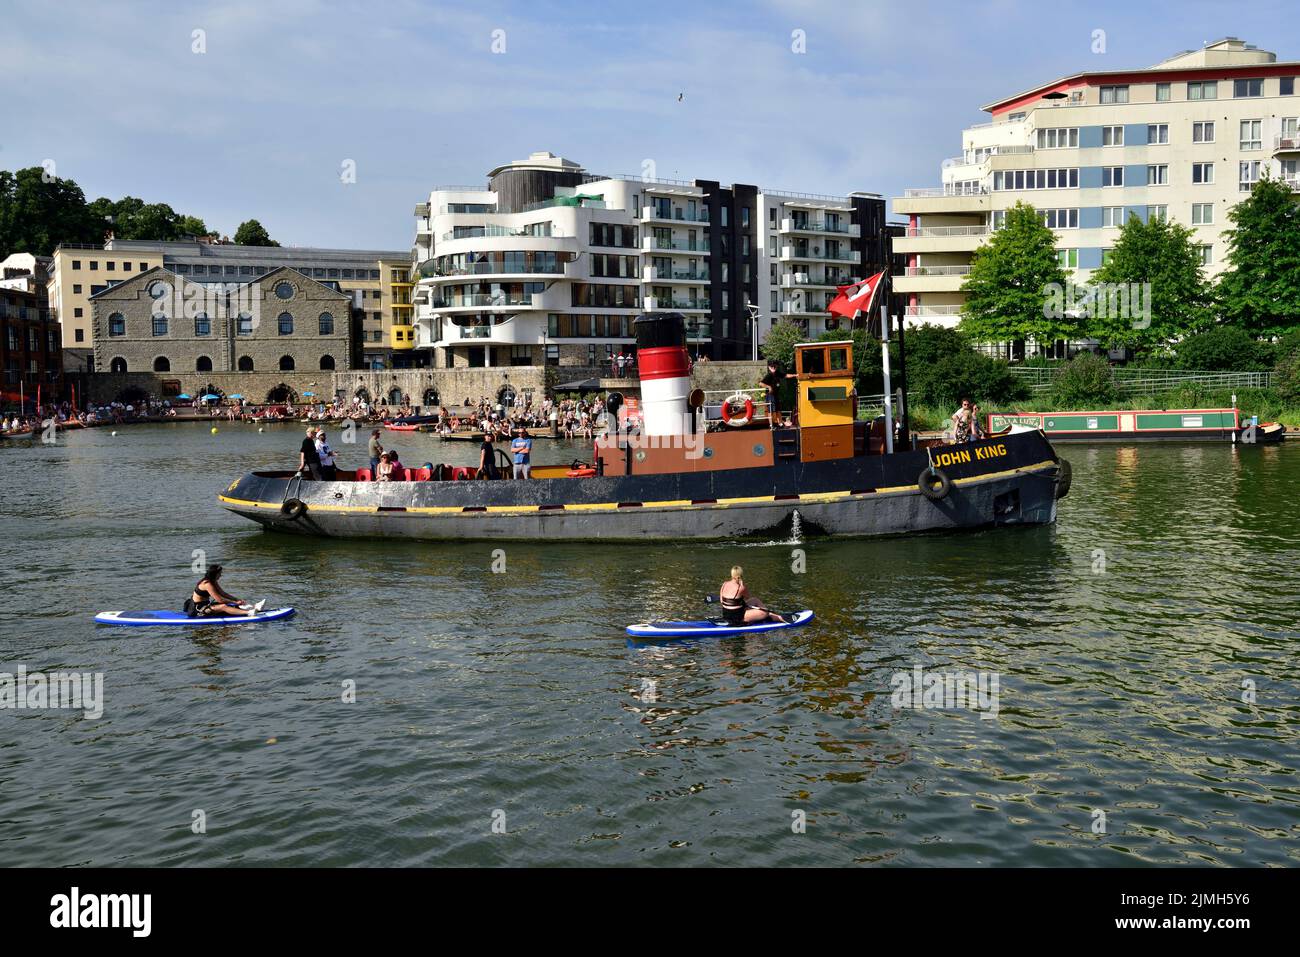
[87,196,210,241]
[1087,212,1210,349]
[1217,174,1300,337]
[0,167,101,256]
[959,201,1077,350]
[760,318,806,371]
[903,324,1026,406]
[1050,353,1118,407]
[234,219,278,247]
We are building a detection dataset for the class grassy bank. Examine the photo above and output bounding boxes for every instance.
[902,387,1300,432]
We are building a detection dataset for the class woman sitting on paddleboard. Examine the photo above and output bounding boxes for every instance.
[719,566,788,626]
[185,565,264,618]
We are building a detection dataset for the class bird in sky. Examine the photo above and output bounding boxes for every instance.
[677,92,684,102]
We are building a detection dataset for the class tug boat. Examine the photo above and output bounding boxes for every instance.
[219,313,1069,542]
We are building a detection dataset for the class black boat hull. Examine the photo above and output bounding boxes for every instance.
[219,430,1065,542]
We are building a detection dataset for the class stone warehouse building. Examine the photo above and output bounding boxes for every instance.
[91,266,355,377]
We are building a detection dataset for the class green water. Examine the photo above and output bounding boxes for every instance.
[1,423,1297,866]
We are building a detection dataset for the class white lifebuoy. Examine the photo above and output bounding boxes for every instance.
[720,393,754,428]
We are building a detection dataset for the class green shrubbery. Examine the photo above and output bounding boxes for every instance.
[904,324,1026,407]
[1049,352,1118,407]
[1174,327,1275,371]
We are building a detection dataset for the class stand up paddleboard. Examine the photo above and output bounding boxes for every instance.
[627,610,813,640]
[94,608,296,627]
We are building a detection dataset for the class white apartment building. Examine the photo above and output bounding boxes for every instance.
[410,152,893,369]
[894,38,1300,335]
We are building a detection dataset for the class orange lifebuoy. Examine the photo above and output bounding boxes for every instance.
[567,467,596,478]
[720,394,755,427]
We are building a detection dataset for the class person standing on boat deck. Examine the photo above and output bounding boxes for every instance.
[368,429,384,478]
[969,403,985,442]
[315,428,338,480]
[719,566,788,625]
[478,432,499,480]
[511,427,533,480]
[298,427,323,480]
[761,359,795,429]
[951,398,975,444]
[185,565,265,618]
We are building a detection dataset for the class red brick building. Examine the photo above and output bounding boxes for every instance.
[2,285,63,408]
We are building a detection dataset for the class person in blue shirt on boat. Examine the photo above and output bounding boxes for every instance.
[719,566,789,626]
[511,427,533,480]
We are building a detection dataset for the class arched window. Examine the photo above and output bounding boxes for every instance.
[238,355,254,372]
[196,356,213,372]
[318,312,334,335]
[279,355,295,371]
[110,357,128,373]
[194,313,211,337]
[387,388,402,405]
[153,356,171,372]
[108,313,126,337]
[319,354,336,370]
[278,312,294,335]
[422,388,440,407]
[152,314,168,336]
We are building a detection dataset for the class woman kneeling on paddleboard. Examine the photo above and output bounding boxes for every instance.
[720,566,788,626]
[185,565,265,618]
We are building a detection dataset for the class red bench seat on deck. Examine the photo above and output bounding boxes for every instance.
[410,467,432,481]
[355,468,372,482]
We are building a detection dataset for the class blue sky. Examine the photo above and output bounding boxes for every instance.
[2,0,1297,249]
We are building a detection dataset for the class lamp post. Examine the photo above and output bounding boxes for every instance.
[745,304,762,362]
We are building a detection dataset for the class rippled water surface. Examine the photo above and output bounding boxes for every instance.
[1,423,1297,866]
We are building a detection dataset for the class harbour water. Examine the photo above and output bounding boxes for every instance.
[1,423,1297,866]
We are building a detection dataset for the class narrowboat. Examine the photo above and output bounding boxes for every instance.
[219,314,1069,542]
[988,408,1281,443]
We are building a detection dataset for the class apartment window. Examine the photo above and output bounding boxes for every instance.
[1102,167,1124,187]
[1156,82,1171,102]
[139,263,148,271]
[1057,249,1078,268]
[1239,160,1261,192]
[1100,249,1114,266]
[1102,126,1124,146]
[1192,121,1215,143]
[1102,206,1125,227]
[991,210,1007,230]
[72,260,81,269]
[1009,112,1026,122]
[1233,78,1263,98]
[75,329,84,343]
[89,261,98,270]
[1147,164,1169,186]
[72,284,82,294]
[1192,162,1214,184]
[152,315,167,336]
[1100,85,1129,104]
[1188,80,1218,100]
[993,168,1078,190]
[108,313,125,336]
[1147,124,1169,144]
[1198,245,1213,265]
[1192,203,1214,225]
[74,307,83,318]
[106,261,115,271]
[1283,77,1296,96]
[1036,127,1079,149]
[1146,205,1168,222]
[1042,208,1079,229]
[194,314,211,336]
[1239,119,1262,150]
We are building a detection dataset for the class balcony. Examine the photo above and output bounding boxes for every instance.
[779,218,859,237]
[781,272,848,288]
[646,296,710,312]
[904,304,965,318]
[642,206,710,224]
[642,237,710,255]
[902,184,988,198]
[418,261,566,279]
[643,265,709,283]
[439,223,555,242]
[894,264,971,294]
[1282,176,1300,192]
[779,246,857,263]
[1273,134,1300,154]
[433,293,538,310]
[894,224,990,254]
[782,301,830,316]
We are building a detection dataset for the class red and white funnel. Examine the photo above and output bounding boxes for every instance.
[633,313,692,436]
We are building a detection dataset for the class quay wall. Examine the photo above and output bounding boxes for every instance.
[84,361,769,407]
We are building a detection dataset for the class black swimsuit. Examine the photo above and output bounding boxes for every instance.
[184,579,217,617]
[720,587,746,626]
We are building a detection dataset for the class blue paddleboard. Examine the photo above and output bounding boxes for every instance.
[94,608,296,627]
[627,609,813,640]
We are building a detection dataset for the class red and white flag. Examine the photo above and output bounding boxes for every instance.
[827,271,885,320]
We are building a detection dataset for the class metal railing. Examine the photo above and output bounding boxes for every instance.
[904,304,964,316]
[700,388,770,422]
[903,225,990,238]
[439,224,556,241]
[903,265,972,277]
[902,184,989,198]
[1273,134,1300,151]
[1008,366,1274,395]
